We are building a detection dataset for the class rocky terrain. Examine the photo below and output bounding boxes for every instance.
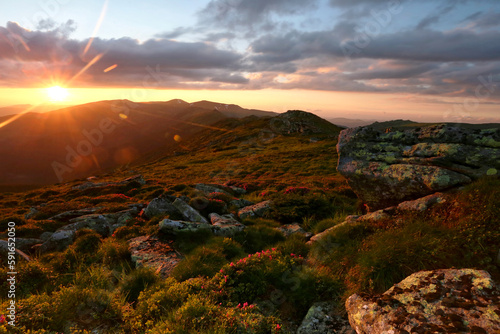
[0,113,498,333]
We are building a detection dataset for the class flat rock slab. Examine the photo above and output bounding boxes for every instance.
[275,223,312,239]
[346,269,500,334]
[159,219,212,235]
[128,236,182,278]
[172,198,208,223]
[238,201,272,220]
[397,192,446,212]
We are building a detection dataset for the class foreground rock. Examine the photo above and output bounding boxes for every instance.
[209,213,245,237]
[337,122,500,210]
[128,236,182,278]
[397,192,446,212]
[238,201,272,219]
[172,198,208,223]
[276,223,312,239]
[346,269,500,333]
[144,197,179,218]
[297,302,354,334]
[159,219,212,235]
[38,230,75,253]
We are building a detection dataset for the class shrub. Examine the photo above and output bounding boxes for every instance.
[119,267,160,303]
[233,224,285,254]
[97,239,131,270]
[268,193,332,223]
[172,245,229,281]
[73,230,102,254]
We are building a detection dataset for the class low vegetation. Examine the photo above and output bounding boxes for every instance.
[0,117,498,333]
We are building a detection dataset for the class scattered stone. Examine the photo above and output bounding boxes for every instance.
[128,236,182,278]
[230,198,254,209]
[24,207,39,219]
[49,207,103,222]
[307,216,360,245]
[337,123,500,210]
[346,269,500,334]
[15,238,43,252]
[238,201,272,220]
[159,219,212,235]
[38,230,75,253]
[209,213,245,236]
[397,192,446,212]
[144,197,179,218]
[356,210,390,223]
[195,183,233,196]
[72,175,145,191]
[276,223,312,239]
[62,214,115,237]
[40,232,54,242]
[229,186,246,195]
[297,302,354,334]
[172,198,208,223]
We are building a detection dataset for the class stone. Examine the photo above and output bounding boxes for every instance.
[38,230,75,253]
[276,223,312,239]
[229,186,246,195]
[49,207,103,222]
[337,123,500,210]
[61,214,115,237]
[397,192,446,212]
[195,183,233,196]
[297,302,354,334]
[159,219,212,235]
[72,174,146,191]
[346,269,500,334]
[14,238,43,252]
[209,213,245,236]
[128,236,182,278]
[356,210,390,223]
[0,240,31,262]
[238,201,272,220]
[25,207,39,219]
[307,216,360,245]
[144,197,179,218]
[40,232,54,242]
[172,198,208,223]
[230,198,254,209]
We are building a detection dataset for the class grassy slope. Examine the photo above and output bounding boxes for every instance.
[0,116,498,333]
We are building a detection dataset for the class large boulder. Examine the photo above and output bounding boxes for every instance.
[128,236,182,278]
[159,219,212,235]
[172,198,208,223]
[337,122,500,210]
[346,269,500,333]
[38,230,75,253]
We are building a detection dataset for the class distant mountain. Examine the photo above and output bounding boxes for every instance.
[0,99,273,186]
[327,117,376,128]
[0,104,71,118]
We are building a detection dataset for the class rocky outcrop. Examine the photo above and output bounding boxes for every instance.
[172,198,208,223]
[238,201,272,219]
[128,236,182,278]
[397,192,446,212]
[337,122,500,210]
[346,269,500,334]
[297,302,354,334]
[159,219,212,235]
[38,230,75,253]
[160,215,245,237]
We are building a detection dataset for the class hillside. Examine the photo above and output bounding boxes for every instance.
[0,100,274,187]
[0,114,498,333]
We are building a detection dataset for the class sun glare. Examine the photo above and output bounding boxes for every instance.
[46,86,69,102]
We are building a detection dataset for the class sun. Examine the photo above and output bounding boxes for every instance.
[46,86,69,102]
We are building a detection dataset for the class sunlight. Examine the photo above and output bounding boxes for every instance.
[46,86,69,102]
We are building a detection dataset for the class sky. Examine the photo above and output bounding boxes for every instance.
[0,0,499,122]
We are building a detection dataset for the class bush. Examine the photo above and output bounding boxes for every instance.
[233,223,285,254]
[269,193,333,223]
[73,230,102,254]
[97,239,131,270]
[172,245,229,281]
[120,267,160,303]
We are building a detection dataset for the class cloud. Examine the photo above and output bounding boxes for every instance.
[0,21,248,89]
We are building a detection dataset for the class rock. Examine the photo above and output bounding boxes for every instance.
[0,240,31,262]
[346,269,500,334]
[25,207,39,219]
[238,201,272,220]
[307,216,360,245]
[172,198,208,223]
[397,192,446,212]
[209,213,245,236]
[72,174,145,191]
[49,207,103,222]
[159,219,212,235]
[128,236,182,278]
[356,210,390,223]
[14,238,43,252]
[276,223,312,239]
[229,186,246,195]
[40,232,54,242]
[195,183,233,196]
[337,123,500,210]
[297,302,354,334]
[38,230,75,253]
[61,214,115,237]
[144,197,179,218]
[230,198,254,209]
[271,110,342,136]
